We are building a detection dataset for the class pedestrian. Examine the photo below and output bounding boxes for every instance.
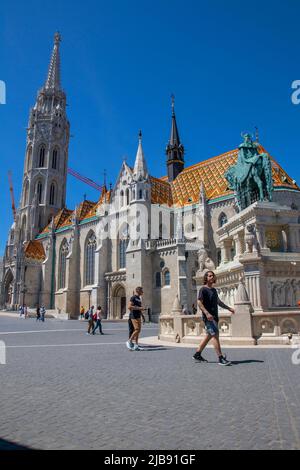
[80,305,85,320]
[86,305,94,335]
[36,306,41,321]
[192,303,197,315]
[128,310,145,339]
[24,304,28,319]
[19,305,24,317]
[40,305,46,322]
[193,270,235,366]
[92,306,104,335]
[126,286,147,351]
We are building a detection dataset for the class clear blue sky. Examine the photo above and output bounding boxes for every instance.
[1,0,300,253]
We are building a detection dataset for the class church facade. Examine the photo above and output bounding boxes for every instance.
[1,34,300,342]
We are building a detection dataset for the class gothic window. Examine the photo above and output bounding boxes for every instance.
[155,272,161,288]
[139,190,143,199]
[120,190,124,207]
[85,233,96,285]
[132,189,136,200]
[38,146,45,167]
[58,240,68,289]
[21,216,26,241]
[219,212,228,227]
[23,180,29,206]
[163,269,171,286]
[119,239,129,269]
[49,183,56,206]
[52,149,58,169]
[126,188,130,205]
[26,146,32,171]
[36,181,43,204]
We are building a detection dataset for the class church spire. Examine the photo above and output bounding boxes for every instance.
[166,95,184,182]
[44,32,61,91]
[133,130,148,180]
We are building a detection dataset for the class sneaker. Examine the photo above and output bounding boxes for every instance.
[133,345,141,351]
[218,355,231,366]
[126,340,134,350]
[193,352,208,362]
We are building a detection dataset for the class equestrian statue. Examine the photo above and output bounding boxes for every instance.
[225,133,273,211]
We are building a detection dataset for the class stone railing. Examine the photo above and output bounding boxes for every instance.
[159,310,300,346]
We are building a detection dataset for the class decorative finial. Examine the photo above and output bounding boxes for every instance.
[138,130,142,142]
[83,193,86,201]
[171,94,175,115]
[54,32,61,45]
[103,169,107,187]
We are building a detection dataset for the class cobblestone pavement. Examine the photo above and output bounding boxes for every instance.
[0,313,300,450]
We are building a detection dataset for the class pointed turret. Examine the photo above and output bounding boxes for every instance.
[44,32,61,91]
[133,131,148,181]
[166,96,184,182]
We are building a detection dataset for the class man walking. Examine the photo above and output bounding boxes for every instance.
[193,270,234,366]
[126,287,146,351]
[86,305,94,335]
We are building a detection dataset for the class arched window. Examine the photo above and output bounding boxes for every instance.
[85,233,96,285]
[23,180,29,206]
[164,269,171,286]
[49,183,56,205]
[139,189,143,199]
[126,188,130,205]
[119,239,129,269]
[36,181,43,203]
[132,189,136,200]
[219,212,228,227]
[26,146,32,171]
[52,149,58,169]
[21,216,26,241]
[38,146,45,167]
[120,190,124,207]
[58,240,69,289]
[155,272,161,288]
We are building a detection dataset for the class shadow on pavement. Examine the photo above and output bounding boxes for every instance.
[230,359,265,365]
[0,438,32,450]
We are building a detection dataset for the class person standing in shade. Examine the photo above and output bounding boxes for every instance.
[193,271,234,366]
[36,306,41,321]
[86,305,94,335]
[80,306,85,320]
[92,306,104,335]
[40,306,46,322]
[126,287,147,351]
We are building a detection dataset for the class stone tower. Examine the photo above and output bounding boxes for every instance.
[19,32,70,241]
[166,96,184,182]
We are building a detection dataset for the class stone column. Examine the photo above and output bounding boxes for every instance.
[220,240,232,264]
[233,232,244,260]
[232,277,256,345]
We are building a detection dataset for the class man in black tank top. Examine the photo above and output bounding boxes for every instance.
[193,271,235,366]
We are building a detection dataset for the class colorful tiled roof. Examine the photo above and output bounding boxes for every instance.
[151,146,299,207]
[24,240,46,261]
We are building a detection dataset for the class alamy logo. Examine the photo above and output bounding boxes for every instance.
[291,344,300,365]
[0,340,6,365]
[0,80,6,104]
[291,80,300,105]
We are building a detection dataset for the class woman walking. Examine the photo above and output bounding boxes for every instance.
[92,306,104,335]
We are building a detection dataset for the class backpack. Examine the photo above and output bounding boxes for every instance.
[92,312,97,321]
[84,311,89,320]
